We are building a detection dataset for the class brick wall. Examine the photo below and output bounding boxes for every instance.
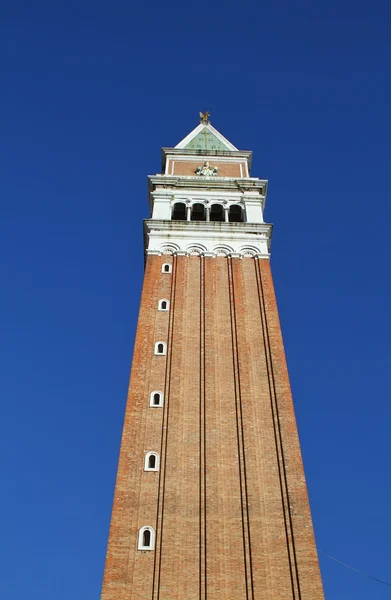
[100,255,324,600]
[169,160,245,178]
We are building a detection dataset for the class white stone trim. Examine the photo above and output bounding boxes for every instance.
[144,451,160,472]
[240,247,260,257]
[213,245,234,256]
[150,174,266,186]
[149,391,164,407]
[187,244,207,255]
[145,220,272,259]
[162,245,179,255]
[154,341,167,355]
[155,188,256,199]
[158,299,170,311]
[138,526,155,551]
[162,263,172,273]
[147,249,270,259]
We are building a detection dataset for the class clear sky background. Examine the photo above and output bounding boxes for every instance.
[1,1,390,598]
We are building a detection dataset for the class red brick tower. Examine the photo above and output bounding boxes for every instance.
[100,114,325,600]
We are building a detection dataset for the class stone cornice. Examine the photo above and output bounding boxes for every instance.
[149,175,267,193]
[144,219,272,259]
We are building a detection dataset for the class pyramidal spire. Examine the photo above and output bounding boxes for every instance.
[175,112,238,151]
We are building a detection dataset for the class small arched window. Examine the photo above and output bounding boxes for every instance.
[191,203,206,221]
[158,299,169,311]
[162,263,172,273]
[154,341,167,355]
[210,203,225,222]
[144,451,159,471]
[150,391,164,407]
[172,202,187,221]
[138,526,155,551]
[229,204,244,223]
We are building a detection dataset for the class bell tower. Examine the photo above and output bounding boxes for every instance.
[100,115,325,600]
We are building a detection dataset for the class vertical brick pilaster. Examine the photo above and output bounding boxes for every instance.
[257,259,324,599]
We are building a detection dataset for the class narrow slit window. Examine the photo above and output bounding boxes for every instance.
[162,264,172,273]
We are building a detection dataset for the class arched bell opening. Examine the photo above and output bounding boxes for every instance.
[210,204,225,222]
[228,205,244,223]
[172,202,187,220]
[191,203,206,221]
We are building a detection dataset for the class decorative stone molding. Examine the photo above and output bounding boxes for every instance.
[160,244,180,255]
[149,175,266,198]
[145,246,270,259]
[240,247,259,257]
[144,219,272,259]
[187,245,207,255]
[214,246,231,256]
[195,161,218,177]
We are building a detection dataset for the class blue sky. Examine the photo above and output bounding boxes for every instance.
[1,1,391,598]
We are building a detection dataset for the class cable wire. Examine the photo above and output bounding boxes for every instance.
[319,549,391,588]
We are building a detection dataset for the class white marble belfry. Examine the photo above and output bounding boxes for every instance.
[144,121,272,259]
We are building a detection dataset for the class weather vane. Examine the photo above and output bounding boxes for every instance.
[199,110,210,123]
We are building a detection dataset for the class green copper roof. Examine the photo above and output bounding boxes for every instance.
[184,127,231,151]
